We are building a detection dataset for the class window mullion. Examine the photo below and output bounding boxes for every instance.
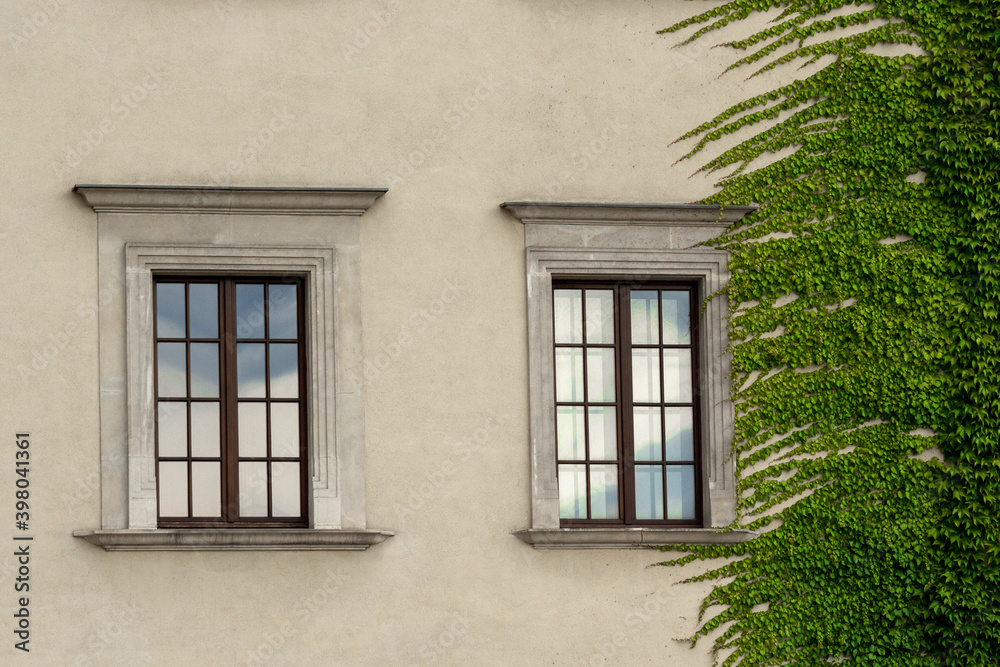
[619,284,637,525]
[263,284,273,520]
[222,278,239,523]
[184,284,193,518]
[580,291,591,520]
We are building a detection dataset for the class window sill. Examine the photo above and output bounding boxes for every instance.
[511,527,755,549]
[73,528,394,551]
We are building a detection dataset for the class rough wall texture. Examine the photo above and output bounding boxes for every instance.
[0,1,794,664]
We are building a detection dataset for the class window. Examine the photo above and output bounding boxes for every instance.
[72,185,393,550]
[553,281,701,526]
[153,278,308,526]
[502,201,756,548]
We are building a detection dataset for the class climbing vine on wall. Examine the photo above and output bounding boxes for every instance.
[659,1,999,665]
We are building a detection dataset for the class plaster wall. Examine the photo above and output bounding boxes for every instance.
[0,1,811,664]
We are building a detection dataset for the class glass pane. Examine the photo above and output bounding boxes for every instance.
[190,343,219,398]
[631,349,660,403]
[589,464,619,519]
[237,343,266,398]
[239,462,268,517]
[555,347,584,402]
[236,283,266,339]
[270,403,301,458]
[667,465,696,520]
[156,402,187,458]
[585,290,614,344]
[269,343,299,399]
[268,284,298,339]
[630,290,659,345]
[271,462,301,517]
[558,464,587,519]
[238,403,267,458]
[664,407,694,461]
[155,283,186,338]
[556,406,585,460]
[663,349,693,402]
[553,289,583,344]
[635,465,664,520]
[157,342,187,398]
[188,283,219,339]
[588,407,617,461]
[633,406,662,462]
[158,461,188,517]
[191,462,221,517]
[662,291,691,345]
[586,348,616,402]
[190,402,220,458]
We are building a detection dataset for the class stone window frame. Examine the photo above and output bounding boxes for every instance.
[72,185,393,550]
[502,202,757,549]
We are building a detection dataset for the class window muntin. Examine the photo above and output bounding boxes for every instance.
[554,281,701,526]
[153,277,308,527]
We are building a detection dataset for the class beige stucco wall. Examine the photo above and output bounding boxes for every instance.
[0,1,814,664]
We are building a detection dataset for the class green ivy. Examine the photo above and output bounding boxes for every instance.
[658,1,999,664]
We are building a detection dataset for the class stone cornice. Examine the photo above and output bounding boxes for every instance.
[74,185,387,216]
[501,201,757,226]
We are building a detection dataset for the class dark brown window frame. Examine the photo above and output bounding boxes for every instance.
[153,276,309,528]
[553,278,703,527]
